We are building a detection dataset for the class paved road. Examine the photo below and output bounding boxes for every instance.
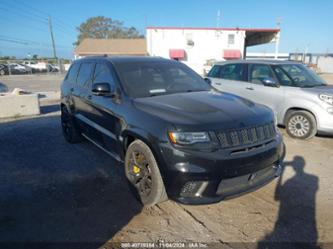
[0,110,333,248]
[0,74,64,92]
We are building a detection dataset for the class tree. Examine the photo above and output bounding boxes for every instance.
[75,16,144,45]
[32,54,38,60]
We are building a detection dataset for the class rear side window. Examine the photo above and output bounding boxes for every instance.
[77,62,94,87]
[209,64,246,81]
[93,63,115,86]
[66,63,80,83]
[249,64,274,85]
[220,64,246,81]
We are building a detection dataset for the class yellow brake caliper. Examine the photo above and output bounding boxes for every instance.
[133,165,140,174]
[133,154,144,174]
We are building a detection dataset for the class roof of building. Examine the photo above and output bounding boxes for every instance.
[75,38,147,55]
[146,26,280,47]
[146,26,280,32]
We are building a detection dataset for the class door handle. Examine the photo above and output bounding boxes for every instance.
[70,87,74,92]
[87,95,92,100]
[246,87,254,90]
[215,82,222,85]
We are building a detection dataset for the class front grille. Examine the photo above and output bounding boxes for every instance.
[216,122,276,149]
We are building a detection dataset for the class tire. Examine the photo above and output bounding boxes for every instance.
[125,139,168,207]
[61,106,84,143]
[0,69,5,76]
[285,110,317,139]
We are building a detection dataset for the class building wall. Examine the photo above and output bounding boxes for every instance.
[317,56,333,73]
[147,28,246,74]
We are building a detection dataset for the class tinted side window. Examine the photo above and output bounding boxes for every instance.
[249,64,274,85]
[208,65,221,78]
[219,64,246,81]
[93,63,115,86]
[77,62,94,87]
[66,63,80,83]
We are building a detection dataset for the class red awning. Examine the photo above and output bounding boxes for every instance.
[169,49,185,59]
[223,49,241,59]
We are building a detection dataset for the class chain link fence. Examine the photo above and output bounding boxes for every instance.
[0,59,71,76]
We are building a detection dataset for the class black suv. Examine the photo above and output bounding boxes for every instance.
[61,56,284,206]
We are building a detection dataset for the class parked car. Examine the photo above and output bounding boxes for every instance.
[61,56,283,206]
[206,60,333,139]
[0,64,9,76]
[47,64,59,72]
[8,63,28,74]
[22,61,47,72]
[0,82,8,92]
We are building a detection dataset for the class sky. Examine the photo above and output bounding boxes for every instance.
[0,0,332,59]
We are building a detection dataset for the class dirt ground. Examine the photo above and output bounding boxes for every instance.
[0,105,332,248]
[320,73,333,84]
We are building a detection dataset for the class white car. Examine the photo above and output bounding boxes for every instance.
[22,61,47,71]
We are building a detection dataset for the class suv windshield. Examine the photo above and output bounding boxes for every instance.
[272,64,327,87]
[114,61,211,98]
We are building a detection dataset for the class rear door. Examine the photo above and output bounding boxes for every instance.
[72,61,96,136]
[209,63,250,97]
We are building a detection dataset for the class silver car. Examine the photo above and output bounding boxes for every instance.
[207,60,333,139]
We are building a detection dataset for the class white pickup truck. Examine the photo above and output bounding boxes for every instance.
[22,61,47,72]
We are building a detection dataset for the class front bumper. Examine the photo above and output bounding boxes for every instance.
[315,105,333,135]
[159,133,284,205]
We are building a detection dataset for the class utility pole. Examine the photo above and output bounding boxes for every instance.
[274,17,282,59]
[216,10,221,28]
[48,16,57,59]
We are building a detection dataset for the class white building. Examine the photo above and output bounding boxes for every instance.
[146,26,280,74]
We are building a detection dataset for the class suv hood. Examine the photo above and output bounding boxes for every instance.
[133,90,274,130]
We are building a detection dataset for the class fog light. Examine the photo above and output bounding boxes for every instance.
[180,181,208,197]
[273,163,283,177]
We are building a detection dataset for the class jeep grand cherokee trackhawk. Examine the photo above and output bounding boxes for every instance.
[61,56,284,206]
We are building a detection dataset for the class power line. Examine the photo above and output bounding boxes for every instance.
[0,6,48,25]
[0,16,48,33]
[12,0,77,32]
[4,1,48,21]
[0,7,75,43]
[0,35,72,48]
[1,1,76,38]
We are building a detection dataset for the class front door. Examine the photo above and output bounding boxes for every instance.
[244,64,285,118]
[86,62,121,156]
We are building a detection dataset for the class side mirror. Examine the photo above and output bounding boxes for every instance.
[92,82,115,96]
[204,78,212,85]
[262,78,279,87]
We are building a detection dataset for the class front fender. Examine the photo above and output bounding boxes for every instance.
[120,128,169,181]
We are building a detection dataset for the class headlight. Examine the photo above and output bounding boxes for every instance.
[319,94,333,105]
[168,131,210,145]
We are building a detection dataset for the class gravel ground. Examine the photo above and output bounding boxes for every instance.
[0,109,332,248]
